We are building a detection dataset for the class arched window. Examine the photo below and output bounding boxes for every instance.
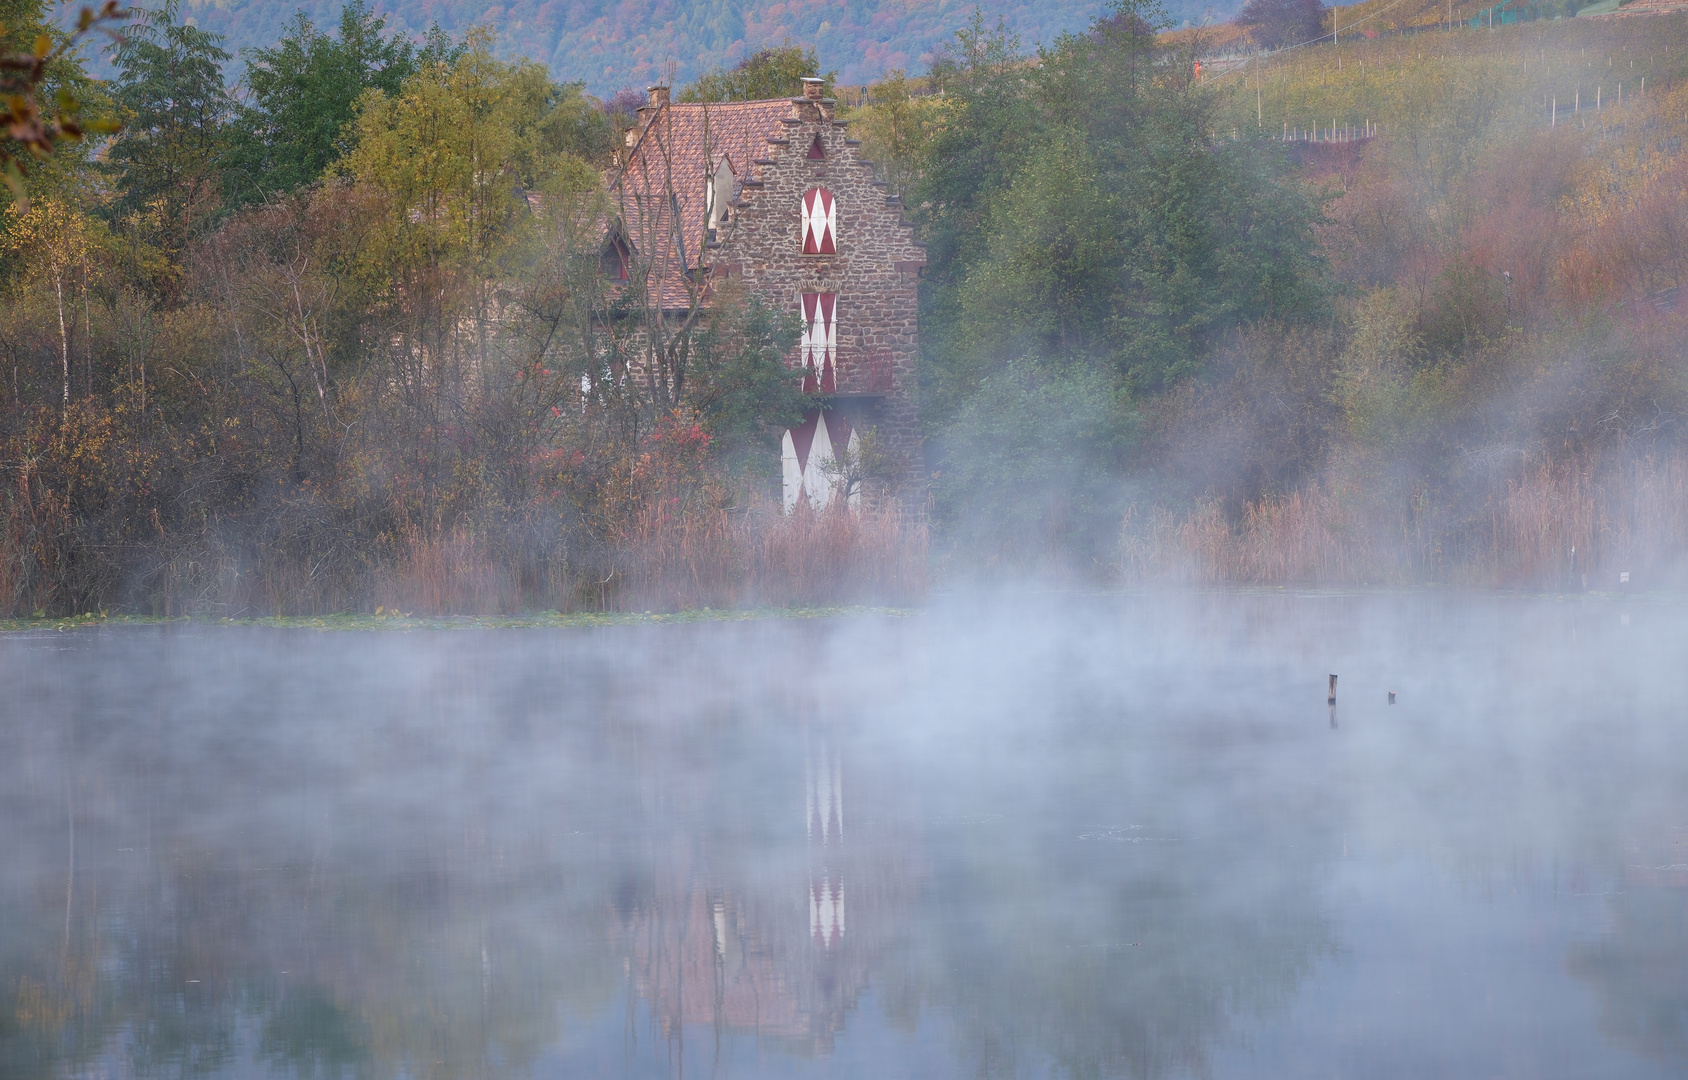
[801,187,836,254]
[801,292,837,393]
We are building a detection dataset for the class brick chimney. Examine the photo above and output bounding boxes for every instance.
[632,85,670,141]
[792,76,835,122]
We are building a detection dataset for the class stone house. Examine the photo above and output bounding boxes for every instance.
[609,78,925,510]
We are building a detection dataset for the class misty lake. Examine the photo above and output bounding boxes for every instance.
[3,593,1686,1079]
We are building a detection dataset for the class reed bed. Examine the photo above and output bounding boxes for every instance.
[1120,452,1688,588]
[619,500,928,611]
[14,503,929,618]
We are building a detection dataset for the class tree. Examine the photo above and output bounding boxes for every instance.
[106,0,232,264]
[2,198,100,411]
[1235,0,1327,50]
[932,357,1135,559]
[918,0,1325,416]
[222,0,417,207]
[683,286,807,471]
[340,29,563,323]
[845,69,938,199]
[678,45,834,102]
[0,0,122,206]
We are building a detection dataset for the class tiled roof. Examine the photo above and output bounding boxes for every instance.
[610,99,796,310]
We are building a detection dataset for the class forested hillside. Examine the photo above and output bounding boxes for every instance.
[60,0,1233,90]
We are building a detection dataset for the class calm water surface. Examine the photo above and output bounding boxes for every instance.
[2,593,1685,1079]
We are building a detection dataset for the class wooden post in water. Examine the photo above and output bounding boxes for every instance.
[1388,691,1396,705]
[1328,674,1338,705]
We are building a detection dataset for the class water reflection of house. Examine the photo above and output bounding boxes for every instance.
[620,735,917,1055]
[808,738,845,951]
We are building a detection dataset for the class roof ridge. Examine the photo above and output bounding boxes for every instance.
[666,98,800,107]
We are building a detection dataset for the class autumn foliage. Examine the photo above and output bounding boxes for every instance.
[5,1,1688,611]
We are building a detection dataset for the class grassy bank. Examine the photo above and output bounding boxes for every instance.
[0,603,917,633]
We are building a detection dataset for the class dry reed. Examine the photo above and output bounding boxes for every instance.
[619,499,928,611]
[1120,452,1688,589]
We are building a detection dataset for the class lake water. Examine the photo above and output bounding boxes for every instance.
[2,593,1685,1079]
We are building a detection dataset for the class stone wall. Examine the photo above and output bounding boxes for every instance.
[709,95,927,493]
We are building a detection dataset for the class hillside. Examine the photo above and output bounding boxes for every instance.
[64,0,1237,92]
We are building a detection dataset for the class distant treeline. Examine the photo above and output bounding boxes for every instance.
[62,0,1232,92]
[2,1,1687,615]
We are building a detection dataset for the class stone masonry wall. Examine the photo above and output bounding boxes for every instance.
[708,96,927,490]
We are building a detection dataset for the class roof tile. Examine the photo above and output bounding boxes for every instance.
[611,99,797,310]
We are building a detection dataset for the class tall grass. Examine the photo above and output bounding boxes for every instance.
[370,501,928,615]
[618,500,928,611]
[0,501,928,617]
[1120,452,1688,588]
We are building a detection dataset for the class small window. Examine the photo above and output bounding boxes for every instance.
[806,133,826,160]
[801,292,837,393]
[601,236,630,280]
[705,157,734,233]
[801,188,836,255]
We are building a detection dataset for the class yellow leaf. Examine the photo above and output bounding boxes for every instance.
[33,34,50,59]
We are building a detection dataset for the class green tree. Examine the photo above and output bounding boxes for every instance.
[222,0,417,207]
[678,44,834,102]
[932,357,1136,559]
[2,198,103,411]
[106,0,232,264]
[340,30,567,304]
[684,285,808,471]
[843,69,938,199]
[916,12,1036,286]
[920,0,1326,414]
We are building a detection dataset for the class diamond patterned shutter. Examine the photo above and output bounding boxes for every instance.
[801,187,836,254]
[800,292,837,393]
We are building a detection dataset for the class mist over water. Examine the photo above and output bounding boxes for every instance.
[3,594,1686,1078]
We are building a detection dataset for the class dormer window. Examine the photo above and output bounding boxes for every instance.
[801,187,836,255]
[705,157,735,239]
[601,234,631,280]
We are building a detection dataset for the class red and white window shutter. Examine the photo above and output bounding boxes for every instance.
[801,188,836,254]
[801,292,837,393]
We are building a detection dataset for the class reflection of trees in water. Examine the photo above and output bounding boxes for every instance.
[0,622,1339,1080]
[0,821,624,1079]
[0,626,933,1079]
[916,697,1340,1080]
[930,840,1332,1079]
[0,635,628,1080]
[1567,866,1688,1066]
[259,985,371,1078]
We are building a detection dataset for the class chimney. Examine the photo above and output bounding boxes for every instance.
[647,85,671,108]
[800,77,825,101]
